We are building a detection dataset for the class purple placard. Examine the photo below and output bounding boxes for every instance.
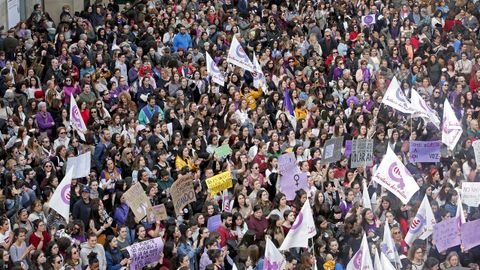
[280,169,308,200]
[126,237,164,270]
[345,140,352,157]
[278,152,297,175]
[461,219,480,250]
[433,217,461,252]
[409,141,441,163]
[208,214,222,232]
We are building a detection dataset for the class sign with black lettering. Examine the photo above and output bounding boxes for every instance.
[170,176,197,215]
[321,137,343,165]
[350,139,374,168]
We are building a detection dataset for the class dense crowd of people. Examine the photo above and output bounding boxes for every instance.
[1,0,480,269]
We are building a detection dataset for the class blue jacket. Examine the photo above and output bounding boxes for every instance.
[177,241,198,270]
[105,248,123,270]
[172,33,192,52]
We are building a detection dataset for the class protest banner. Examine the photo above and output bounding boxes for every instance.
[461,219,480,250]
[126,237,164,270]
[461,182,480,207]
[124,183,152,222]
[278,152,296,175]
[473,140,480,166]
[409,141,441,163]
[147,204,168,223]
[206,171,233,195]
[350,139,374,168]
[207,214,222,232]
[171,176,197,215]
[215,144,232,159]
[66,152,91,178]
[280,169,308,200]
[345,140,352,157]
[433,218,461,252]
[321,137,343,164]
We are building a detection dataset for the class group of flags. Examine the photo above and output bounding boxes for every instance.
[381,76,462,151]
[206,35,266,91]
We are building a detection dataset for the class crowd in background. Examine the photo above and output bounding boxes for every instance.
[1,0,480,269]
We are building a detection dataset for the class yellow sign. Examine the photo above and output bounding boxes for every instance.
[206,171,233,194]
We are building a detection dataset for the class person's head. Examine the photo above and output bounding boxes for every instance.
[253,204,264,219]
[47,254,62,270]
[408,245,424,261]
[87,251,100,270]
[87,232,97,248]
[33,219,46,232]
[221,212,233,228]
[12,227,27,243]
[446,251,460,267]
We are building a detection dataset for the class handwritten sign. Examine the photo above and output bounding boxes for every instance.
[473,140,480,166]
[170,176,196,215]
[409,141,441,163]
[278,152,296,175]
[126,237,164,270]
[215,144,233,159]
[147,204,168,223]
[321,137,343,164]
[461,182,480,207]
[433,218,461,252]
[207,214,222,232]
[124,183,152,223]
[280,169,308,200]
[350,139,374,168]
[461,218,480,250]
[206,171,233,195]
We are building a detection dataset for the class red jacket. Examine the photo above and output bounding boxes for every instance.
[216,225,236,247]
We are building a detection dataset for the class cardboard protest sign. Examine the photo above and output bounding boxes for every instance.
[207,214,222,232]
[278,152,296,175]
[215,144,233,159]
[124,183,152,222]
[126,237,164,270]
[461,182,480,207]
[66,152,91,178]
[350,139,374,168]
[433,217,461,252]
[461,218,480,250]
[409,141,441,163]
[280,169,308,200]
[170,176,196,215]
[473,140,480,166]
[321,137,343,164]
[147,204,168,223]
[206,171,233,195]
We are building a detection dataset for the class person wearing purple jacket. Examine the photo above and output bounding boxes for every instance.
[339,188,354,218]
[35,102,55,139]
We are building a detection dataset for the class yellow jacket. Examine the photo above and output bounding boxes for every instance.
[175,155,197,171]
[242,88,263,110]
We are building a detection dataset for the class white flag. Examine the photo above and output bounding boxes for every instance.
[372,147,420,204]
[206,52,225,86]
[362,14,376,26]
[66,152,91,178]
[362,181,372,210]
[70,97,87,141]
[264,238,286,270]
[252,53,267,93]
[380,253,397,270]
[347,234,374,270]
[411,89,441,129]
[381,77,414,113]
[222,189,231,212]
[374,250,381,270]
[442,99,462,151]
[380,223,402,268]
[456,194,466,224]
[49,167,74,222]
[227,35,255,72]
[404,195,436,246]
[279,200,316,250]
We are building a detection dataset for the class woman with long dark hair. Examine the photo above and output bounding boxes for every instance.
[104,235,130,269]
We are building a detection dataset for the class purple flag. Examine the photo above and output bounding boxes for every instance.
[284,88,294,116]
[345,140,352,157]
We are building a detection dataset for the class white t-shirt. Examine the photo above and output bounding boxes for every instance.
[0,220,12,248]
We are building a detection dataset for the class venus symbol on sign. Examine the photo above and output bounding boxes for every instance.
[294,174,300,187]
